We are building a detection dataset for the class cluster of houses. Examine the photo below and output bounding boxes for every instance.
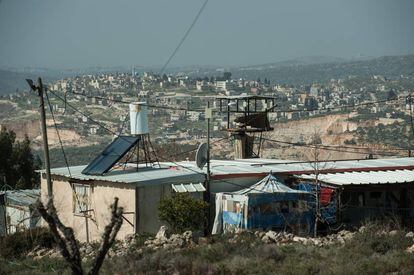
[0,156,396,241]
[3,155,414,240]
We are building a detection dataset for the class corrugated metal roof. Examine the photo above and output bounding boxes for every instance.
[297,169,414,186]
[205,157,414,176]
[172,183,206,193]
[2,189,40,207]
[43,157,414,186]
[48,164,205,186]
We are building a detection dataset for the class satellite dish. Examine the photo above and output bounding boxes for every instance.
[195,143,208,169]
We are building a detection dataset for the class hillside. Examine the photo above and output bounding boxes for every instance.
[230,54,414,85]
[0,69,37,95]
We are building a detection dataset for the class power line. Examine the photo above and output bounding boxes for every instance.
[276,97,403,114]
[48,89,127,140]
[44,90,72,177]
[61,89,404,115]
[263,136,408,152]
[160,0,209,74]
[48,88,231,165]
[66,90,204,112]
[261,137,402,157]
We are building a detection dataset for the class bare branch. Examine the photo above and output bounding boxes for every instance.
[88,197,124,275]
[35,199,84,275]
[36,197,124,275]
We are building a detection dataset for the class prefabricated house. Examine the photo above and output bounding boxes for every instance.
[40,156,414,241]
[37,99,414,240]
[0,189,41,236]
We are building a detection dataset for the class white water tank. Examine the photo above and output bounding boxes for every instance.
[129,102,149,135]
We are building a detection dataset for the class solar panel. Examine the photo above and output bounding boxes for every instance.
[82,136,140,175]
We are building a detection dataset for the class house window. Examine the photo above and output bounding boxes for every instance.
[72,184,90,215]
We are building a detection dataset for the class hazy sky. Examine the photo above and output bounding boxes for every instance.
[0,0,413,69]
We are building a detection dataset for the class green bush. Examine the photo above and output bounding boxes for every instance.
[158,193,208,233]
[0,227,55,259]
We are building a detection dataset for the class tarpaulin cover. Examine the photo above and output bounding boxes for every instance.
[212,174,314,235]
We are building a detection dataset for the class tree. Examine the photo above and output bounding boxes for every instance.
[305,130,331,237]
[0,127,40,189]
[13,136,41,189]
[158,193,208,233]
[0,127,15,186]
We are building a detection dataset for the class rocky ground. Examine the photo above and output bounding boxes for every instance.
[26,225,414,261]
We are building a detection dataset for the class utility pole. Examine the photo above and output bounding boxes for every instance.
[26,78,53,199]
[206,100,211,190]
[409,94,414,157]
[204,100,212,235]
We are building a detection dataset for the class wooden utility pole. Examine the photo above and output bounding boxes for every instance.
[27,78,53,199]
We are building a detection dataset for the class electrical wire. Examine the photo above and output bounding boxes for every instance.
[61,89,404,115]
[44,89,72,177]
[47,87,410,194]
[160,0,209,74]
[261,137,403,157]
[277,97,403,113]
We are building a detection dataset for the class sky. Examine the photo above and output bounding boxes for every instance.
[0,0,413,69]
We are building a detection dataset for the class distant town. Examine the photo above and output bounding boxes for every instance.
[1,59,414,166]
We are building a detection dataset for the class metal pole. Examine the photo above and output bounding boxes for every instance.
[205,101,211,235]
[36,78,53,199]
[207,101,211,187]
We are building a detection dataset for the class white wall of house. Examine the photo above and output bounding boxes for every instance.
[41,178,136,242]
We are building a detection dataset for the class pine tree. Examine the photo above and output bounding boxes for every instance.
[0,127,40,189]
[0,127,15,187]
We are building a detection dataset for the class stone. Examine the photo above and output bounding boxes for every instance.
[262,231,278,243]
[49,250,61,258]
[169,234,184,247]
[293,236,307,243]
[389,230,398,236]
[358,226,366,233]
[144,239,154,245]
[311,239,321,246]
[182,231,193,242]
[341,232,354,241]
[337,236,345,244]
[405,231,414,238]
[406,244,414,253]
[155,226,168,242]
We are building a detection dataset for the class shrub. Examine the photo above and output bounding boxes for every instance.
[0,227,55,259]
[158,193,208,233]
